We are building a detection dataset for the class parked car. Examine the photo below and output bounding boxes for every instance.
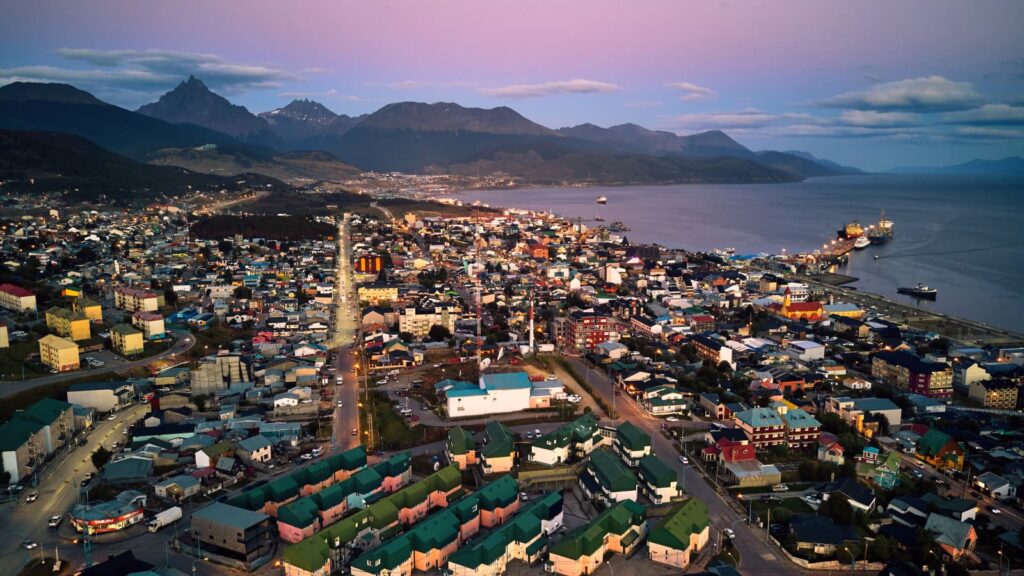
[25,491,38,503]
[21,540,38,550]
[723,528,735,540]
[678,455,689,465]
[665,416,680,422]
[48,515,63,528]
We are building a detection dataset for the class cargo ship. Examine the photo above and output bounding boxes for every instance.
[868,211,895,244]
[837,219,865,239]
[898,283,937,299]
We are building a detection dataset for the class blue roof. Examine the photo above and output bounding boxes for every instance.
[481,372,532,390]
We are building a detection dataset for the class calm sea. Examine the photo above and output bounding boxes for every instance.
[459,174,1024,333]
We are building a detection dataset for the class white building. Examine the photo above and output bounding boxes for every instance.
[442,372,532,418]
[787,340,825,362]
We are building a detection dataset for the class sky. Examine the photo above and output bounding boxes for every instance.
[2,0,1023,170]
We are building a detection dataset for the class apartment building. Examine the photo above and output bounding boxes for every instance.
[111,323,145,356]
[45,307,91,341]
[0,283,36,312]
[872,350,953,399]
[545,500,647,576]
[131,311,166,339]
[567,310,619,353]
[398,304,461,339]
[38,334,79,372]
[114,286,159,313]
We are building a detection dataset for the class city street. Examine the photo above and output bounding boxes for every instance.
[0,402,149,574]
[330,215,361,454]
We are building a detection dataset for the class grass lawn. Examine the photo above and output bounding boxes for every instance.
[744,495,814,521]
[0,339,47,380]
[362,391,444,451]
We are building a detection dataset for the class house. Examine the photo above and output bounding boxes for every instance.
[820,477,876,512]
[154,474,202,501]
[595,341,629,360]
[788,514,858,556]
[236,435,273,465]
[924,513,977,561]
[825,397,902,437]
[479,421,515,475]
[647,499,709,570]
[855,449,901,491]
[637,455,680,505]
[787,340,825,362]
[446,426,477,471]
[915,429,964,471]
[721,460,782,488]
[580,448,638,505]
[196,440,234,469]
[886,496,930,527]
[612,421,651,467]
[530,413,603,466]
[691,334,735,370]
[545,500,647,576]
[921,494,977,522]
[817,432,845,465]
[974,471,1017,501]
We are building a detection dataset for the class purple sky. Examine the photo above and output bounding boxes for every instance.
[2,0,1023,169]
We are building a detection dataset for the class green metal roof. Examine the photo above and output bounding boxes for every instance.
[449,491,563,570]
[615,421,650,452]
[587,448,638,493]
[638,455,677,489]
[480,421,514,459]
[647,499,709,549]
[447,426,476,456]
[535,413,598,451]
[548,500,645,560]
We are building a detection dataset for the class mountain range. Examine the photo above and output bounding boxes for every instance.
[887,156,1024,176]
[0,77,864,189]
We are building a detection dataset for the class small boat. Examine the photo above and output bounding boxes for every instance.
[898,283,937,299]
[853,237,870,250]
[594,216,605,222]
[596,195,608,204]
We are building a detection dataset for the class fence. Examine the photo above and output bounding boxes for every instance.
[517,463,582,489]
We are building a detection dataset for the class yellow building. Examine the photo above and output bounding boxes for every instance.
[111,324,145,357]
[969,378,1018,410]
[0,324,8,349]
[356,284,399,305]
[131,311,166,340]
[45,307,91,341]
[114,287,159,313]
[72,297,103,322]
[39,334,79,372]
[0,283,37,313]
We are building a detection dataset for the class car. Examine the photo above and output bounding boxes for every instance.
[301,453,313,461]
[665,416,680,422]
[914,460,925,468]
[910,470,924,480]
[21,540,38,550]
[534,429,541,437]
[351,428,358,436]
[545,375,558,381]
[519,492,529,501]
[107,414,117,421]
[723,528,736,540]
[678,455,689,465]
[772,484,789,492]
[989,506,1002,515]
[25,491,38,503]
[337,400,344,407]
[48,515,63,528]
[761,495,782,502]
[78,437,89,446]
[524,432,534,440]
[7,485,24,494]
[111,441,119,449]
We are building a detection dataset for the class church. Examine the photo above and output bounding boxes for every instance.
[778,287,824,322]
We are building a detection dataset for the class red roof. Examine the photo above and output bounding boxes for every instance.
[0,283,34,297]
[787,301,823,312]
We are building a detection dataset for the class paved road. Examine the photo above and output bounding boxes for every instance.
[0,402,149,574]
[564,357,813,575]
[0,330,196,400]
[330,216,362,454]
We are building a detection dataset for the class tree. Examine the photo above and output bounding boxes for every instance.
[427,324,451,342]
[819,493,853,525]
[91,446,112,469]
[191,394,208,412]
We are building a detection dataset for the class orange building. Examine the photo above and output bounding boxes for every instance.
[780,288,824,322]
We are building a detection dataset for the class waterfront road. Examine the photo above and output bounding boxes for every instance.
[564,356,814,575]
[0,330,196,400]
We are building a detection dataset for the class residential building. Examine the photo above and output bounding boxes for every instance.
[356,284,399,305]
[67,381,136,412]
[788,514,858,557]
[825,397,902,437]
[132,311,166,340]
[154,474,202,501]
[924,513,977,561]
[111,323,145,356]
[114,286,159,313]
[479,421,515,475]
[0,283,36,312]
[787,340,825,362]
[446,426,477,470]
[38,334,79,372]
[647,499,709,570]
[0,398,74,482]
[637,455,680,505]
[691,334,735,370]
[733,407,785,450]
[236,435,273,465]
[915,429,964,471]
[545,500,647,576]
[612,421,651,467]
[448,491,564,576]
[399,304,461,339]
[441,373,532,418]
[192,502,274,570]
[45,307,91,341]
[968,378,1018,409]
[974,472,1017,501]
[567,310,618,353]
[191,354,252,394]
[72,297,103,322]
[530,413,603,466]
[579,448,638,505]
[872,351,952,399]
